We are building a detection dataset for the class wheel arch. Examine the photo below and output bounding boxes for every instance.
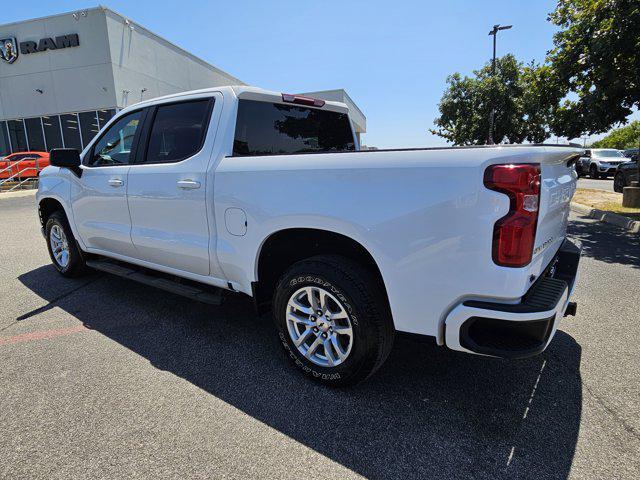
[38,197,66,227]
[253,228,391,319]
[37,195,86,251]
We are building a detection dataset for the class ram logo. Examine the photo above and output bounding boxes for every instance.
[0,37,18,64]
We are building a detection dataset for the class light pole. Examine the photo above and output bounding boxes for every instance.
[487,24,512,145]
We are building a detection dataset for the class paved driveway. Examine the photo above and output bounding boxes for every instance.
[577,177,615,192]
[0,193,638,479]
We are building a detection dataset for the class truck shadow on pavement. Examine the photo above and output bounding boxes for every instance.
[568,214,640,269]
[19,266,583,480]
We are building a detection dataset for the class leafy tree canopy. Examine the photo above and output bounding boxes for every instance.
[431,0,640,145]
[547,0,640,138]
[430,55,552,145]
[590,121,640,149]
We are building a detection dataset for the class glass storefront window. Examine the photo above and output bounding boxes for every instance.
[60,114,81,151]
[0,122,10,157]
[79,111,100,148]
[25,117,46,152]
[1,109,117,154]
[97,109,116,129]
[7,120,28,152]
[42,116,63,150]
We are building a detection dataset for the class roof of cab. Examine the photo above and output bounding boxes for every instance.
[120,85,350,115]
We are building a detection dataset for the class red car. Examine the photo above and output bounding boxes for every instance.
[0,151,50,179]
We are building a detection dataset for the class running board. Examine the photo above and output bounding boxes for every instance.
[86,259,224,306]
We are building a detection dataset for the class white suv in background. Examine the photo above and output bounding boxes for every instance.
[577,149,628,179]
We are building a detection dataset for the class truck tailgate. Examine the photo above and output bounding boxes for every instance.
[534,148,579,265]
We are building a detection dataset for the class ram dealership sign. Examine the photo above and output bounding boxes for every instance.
[0,33,79,64]
[0,37,18,63]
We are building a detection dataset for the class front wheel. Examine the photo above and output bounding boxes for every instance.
[273,255,394,386]
[589,164,599,179]
[45,210,89,277]
[614,173,625,193]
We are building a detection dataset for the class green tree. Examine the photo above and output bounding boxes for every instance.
[590,121,640,149]
[547,0,640,138]
[431,55,552,145]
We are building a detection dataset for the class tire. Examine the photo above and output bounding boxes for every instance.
[589,164,599,179]
[273,255,394,387]
[45,210,89,277]
[614,173,625,193]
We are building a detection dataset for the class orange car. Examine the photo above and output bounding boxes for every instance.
[0,151,50,179]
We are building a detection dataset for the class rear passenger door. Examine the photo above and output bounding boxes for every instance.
[126,94,222,276]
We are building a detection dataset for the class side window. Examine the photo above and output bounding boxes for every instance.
[144,99,211,164]
[87,111,143,167]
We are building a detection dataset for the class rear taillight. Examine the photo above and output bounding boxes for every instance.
[484,163,541,268]
[281,93,325,107]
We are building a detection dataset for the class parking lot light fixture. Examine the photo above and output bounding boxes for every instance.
[487,24,513,145]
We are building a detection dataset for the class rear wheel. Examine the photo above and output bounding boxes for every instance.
[273,255,394,386]
[614,172,625,193]
[45,210,89,277]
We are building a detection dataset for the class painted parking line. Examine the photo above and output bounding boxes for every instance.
[0,325,88,346]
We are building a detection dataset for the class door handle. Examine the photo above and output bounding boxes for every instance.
[177,180,201,190]
[108,178,124,187]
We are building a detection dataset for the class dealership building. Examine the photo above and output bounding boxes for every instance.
[0,6,366,157]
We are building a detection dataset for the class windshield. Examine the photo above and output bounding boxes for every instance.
[593,150,624,158]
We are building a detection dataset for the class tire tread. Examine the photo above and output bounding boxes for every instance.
[46,210,90,278]
[274,254,394,386]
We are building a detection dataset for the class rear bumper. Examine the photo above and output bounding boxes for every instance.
[444,238,581,359]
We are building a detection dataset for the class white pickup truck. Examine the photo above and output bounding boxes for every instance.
[37,86,581,386]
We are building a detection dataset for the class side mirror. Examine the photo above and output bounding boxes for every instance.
[50,148,82,175]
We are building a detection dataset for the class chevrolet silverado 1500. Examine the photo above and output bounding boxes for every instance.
[37,86,581,385]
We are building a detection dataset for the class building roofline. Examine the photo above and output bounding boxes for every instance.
[301,89,366,121]
[0,5,245,86]
[0,5,104,28]
[98,5,245,85]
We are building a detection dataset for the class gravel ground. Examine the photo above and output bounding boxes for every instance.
[0,192,638,480]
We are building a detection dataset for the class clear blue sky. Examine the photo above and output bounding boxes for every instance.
[5,0,627,147]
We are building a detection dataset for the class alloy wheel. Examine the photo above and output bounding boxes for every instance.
[286,286,354,367]
[49,224,70,268]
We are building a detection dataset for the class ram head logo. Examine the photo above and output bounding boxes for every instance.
[0,37,18,64]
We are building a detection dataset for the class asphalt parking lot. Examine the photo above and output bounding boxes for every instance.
[577,177,615,192]
[1,192,639,480]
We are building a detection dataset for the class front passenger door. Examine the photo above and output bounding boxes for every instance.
[71,110,145,258]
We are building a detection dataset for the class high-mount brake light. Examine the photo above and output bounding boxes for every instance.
[484,163,541,268]
[281,93,325,107]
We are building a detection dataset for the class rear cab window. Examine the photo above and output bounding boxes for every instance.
[233,99,355,156]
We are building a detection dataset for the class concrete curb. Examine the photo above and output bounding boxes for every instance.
[570,202,640,234]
